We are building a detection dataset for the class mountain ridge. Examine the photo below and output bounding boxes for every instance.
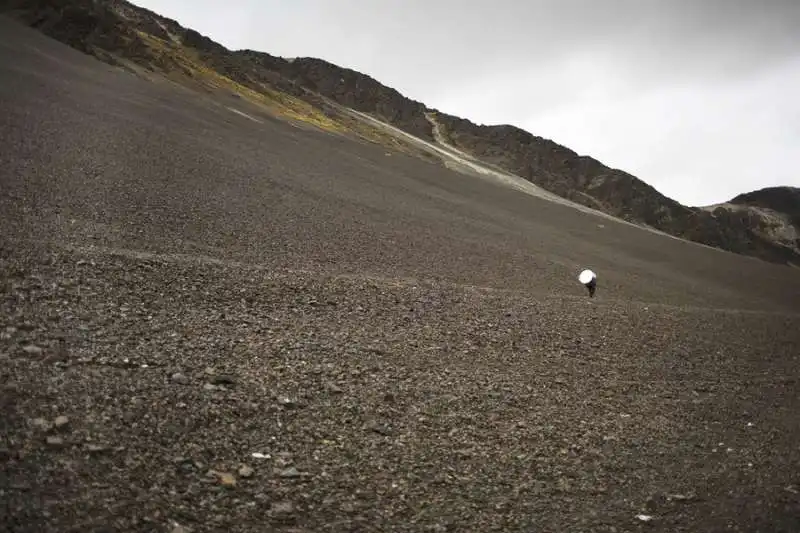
[2,0,797,266]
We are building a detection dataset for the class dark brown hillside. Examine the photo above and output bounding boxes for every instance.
[1,0,797,266]
[428,112,800,265]
[272,56,436,143]
[2,13,800,533]
[0,0,436,156]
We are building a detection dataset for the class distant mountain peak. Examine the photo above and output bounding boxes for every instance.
[730,186,800,214]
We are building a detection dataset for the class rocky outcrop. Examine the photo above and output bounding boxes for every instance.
[730,187,800,222]
[279,57,435,143]
[702,187,800,262]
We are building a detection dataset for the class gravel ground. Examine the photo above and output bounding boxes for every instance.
[1,17,800,533]
[2,244,799,533]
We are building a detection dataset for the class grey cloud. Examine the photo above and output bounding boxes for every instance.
[134,0,800,205]
[140,1,800,94]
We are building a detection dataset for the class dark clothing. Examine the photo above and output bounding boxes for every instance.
[585,278,597,298]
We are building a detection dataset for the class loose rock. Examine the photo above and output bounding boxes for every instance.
[85,444,110,454]
[367,421,392,436]
[30,418,53,431]
[279,466,301,478]
[210,374,236,386]
[275,452,294,467]
[45,436,64,447]
[271,501,294,514]
[212,471,236,487]
[22,345,43,356]
[278,397,296,408]
[170,372,190,385]
[170,521,192,533]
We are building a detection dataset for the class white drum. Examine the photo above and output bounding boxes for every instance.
[578,269,596,285]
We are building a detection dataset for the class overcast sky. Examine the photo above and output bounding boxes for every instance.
[135,0,799,206]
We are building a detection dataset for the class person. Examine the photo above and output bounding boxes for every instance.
[585,276,597,297]
[578,269,597,298]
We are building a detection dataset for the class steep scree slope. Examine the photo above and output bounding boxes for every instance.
[1,0,798,267]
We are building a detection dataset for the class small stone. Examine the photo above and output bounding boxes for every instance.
[173,457,194,471]
[279,466,301,478]
[328,383,343,394]
[54,416,70,429]
[31,418,53,431]
[171,373,189,385]
[203,383,219,391]
[278,397,296,408]
[275,452,294,467]
[213,471,236,487]
[170,521,192,533]
[43,350,70,364]
[46,436,64,447]
[211,374,236,386]
[367,422,392,436]
[22,345,43,356]
[238,465,254,478]
[86,444,110,454]
[271,501,293,514]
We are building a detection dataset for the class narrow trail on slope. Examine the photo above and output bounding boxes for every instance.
[423,112,610,214]
[282,92,737,253]
[342,106,703,246]
[296,96,724,254]
[419,112,733,250]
